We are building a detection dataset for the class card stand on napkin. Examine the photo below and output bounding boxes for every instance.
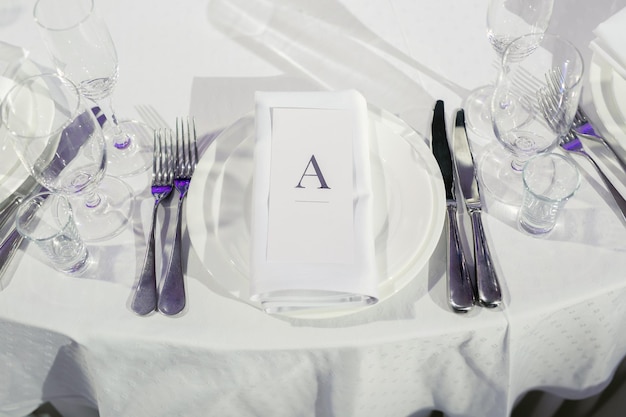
[250,90,378,313]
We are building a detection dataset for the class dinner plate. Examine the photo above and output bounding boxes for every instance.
[589,52,626,142]
[186,105,445,318]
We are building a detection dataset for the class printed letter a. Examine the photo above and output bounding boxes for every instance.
[295,155,330,189]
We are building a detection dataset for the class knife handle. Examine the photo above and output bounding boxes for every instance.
[470,210,501,307]
[446,204,474,312]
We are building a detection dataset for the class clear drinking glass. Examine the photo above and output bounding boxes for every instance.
[33,0,152,177]
[2,73,133,241]
[519,153,580,235]
[16,192,89,273]
[482,33,584,203]
[465,0,554,138]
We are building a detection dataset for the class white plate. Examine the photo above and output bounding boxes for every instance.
[186,106,445,319]
[589,52,626,142]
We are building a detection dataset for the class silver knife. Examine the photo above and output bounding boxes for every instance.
[431,100,475,312]
[452,109,501,307]
[0,176,41,233]
[0,107,103,280]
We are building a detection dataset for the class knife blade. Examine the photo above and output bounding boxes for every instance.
[0,107,103,281]
[0,176,41,233]
[452,109,501,307]
[431,100,474,312]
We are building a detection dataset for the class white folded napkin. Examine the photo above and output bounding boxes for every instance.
[250,90,378,313]
[590,7,626,79]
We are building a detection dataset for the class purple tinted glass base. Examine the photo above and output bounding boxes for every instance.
[114,137,132,150]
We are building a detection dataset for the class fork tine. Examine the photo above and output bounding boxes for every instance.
[174,117,198,177]
[153,128,172,186]
[156,128,165,184]
[153,129,159,180]
[136,104,171,130]
[189,117,198,170]
[186,118,192,172]
[164,128,174,183]
[175,118,182,176]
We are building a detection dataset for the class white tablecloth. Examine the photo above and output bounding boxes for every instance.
[2,1,626,417]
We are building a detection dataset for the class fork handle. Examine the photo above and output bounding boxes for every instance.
[577,132,626,174]
[580,152,626,221]
[131,202,160,315]
[158,196,186,316]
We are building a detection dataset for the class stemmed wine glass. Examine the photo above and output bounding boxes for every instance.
[1,73,133,241]
[481,33,584,203]
[465,0,554,139]
[33,0,152,178]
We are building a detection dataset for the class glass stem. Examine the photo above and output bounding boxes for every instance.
[510,157,526,172]
[83,191,103,210]
[98,95,131,150]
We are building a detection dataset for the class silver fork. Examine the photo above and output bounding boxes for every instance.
[135,104,171,130]
[158,117,198,316]
[560,132,626,220]
[537,76,626,221]
[131,129,174,315]
[571,106,626,173]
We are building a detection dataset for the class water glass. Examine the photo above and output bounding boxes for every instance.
[16,192,89,273]
[518,153,580,235]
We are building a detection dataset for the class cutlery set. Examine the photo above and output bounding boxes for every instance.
[432,100,501,312]
[131,117,198,316]
[433,89,626,312]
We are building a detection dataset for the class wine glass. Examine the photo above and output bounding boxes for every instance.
[1,73,133,241]
[33,0,152,178]
[465,0,554,139]
[481,33,584,203]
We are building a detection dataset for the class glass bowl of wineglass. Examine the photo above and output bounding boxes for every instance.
[33,0,152,178]
[465,0,555,139]
[481,33,584,204]
[1,73,134,241]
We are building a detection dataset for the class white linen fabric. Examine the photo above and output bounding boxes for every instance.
[2,1,626,417]
[250,90,378,312]
[590,6,626,79]
[0,42,28,155]
[0,41,27,79]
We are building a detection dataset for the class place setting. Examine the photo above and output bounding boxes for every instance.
[6,1,626,417]
[3,0,622,321]
[2,0,625,322]
[184,89,446,320]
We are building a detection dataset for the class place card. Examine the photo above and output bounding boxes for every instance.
[266,106,354,265]
[250,90,378,312]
